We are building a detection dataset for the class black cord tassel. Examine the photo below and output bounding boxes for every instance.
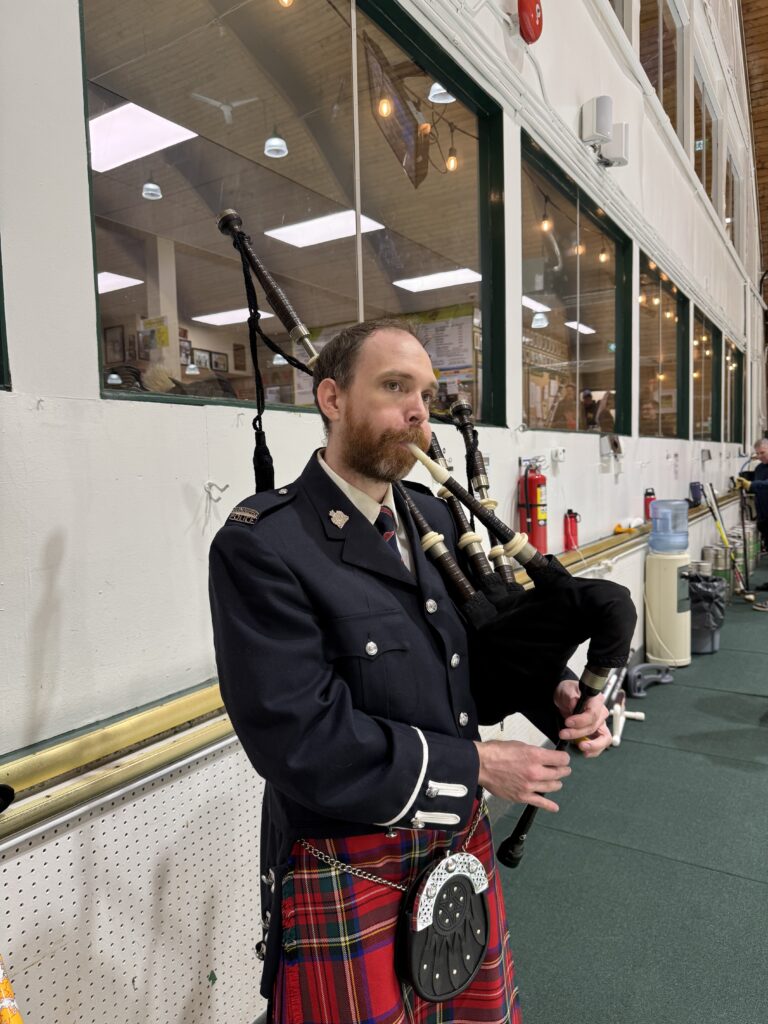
[253,418,275,493]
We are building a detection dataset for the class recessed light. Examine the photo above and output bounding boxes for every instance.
[522,296,552,313]
[564,321,596,335]
[97,272,144,294]
[89,103,196,172]
[191,308,275,326]
[264,210,384,247]
[393,269,481,292]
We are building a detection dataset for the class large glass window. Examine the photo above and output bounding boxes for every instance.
[724,340,744,445]
[638,255,689,438]
[83,0,501,419]
[521,139,630,433]
[694,67,717,205]
[639,0,682,138]
[692,309,722,441]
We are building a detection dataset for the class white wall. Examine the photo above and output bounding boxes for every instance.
[0,0,763,755]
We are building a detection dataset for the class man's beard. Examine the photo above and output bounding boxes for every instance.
[342,417,429,483]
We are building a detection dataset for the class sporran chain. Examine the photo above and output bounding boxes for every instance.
[297,799,487,894]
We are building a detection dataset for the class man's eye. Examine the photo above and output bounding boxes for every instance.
[422,393,435,406]
[385,381,402,392]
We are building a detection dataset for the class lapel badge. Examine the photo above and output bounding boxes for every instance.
[328,509,349,530]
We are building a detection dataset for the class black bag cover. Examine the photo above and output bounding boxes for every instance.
[688,574,727,630]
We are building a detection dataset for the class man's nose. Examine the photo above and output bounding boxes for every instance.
[407,394,430,423]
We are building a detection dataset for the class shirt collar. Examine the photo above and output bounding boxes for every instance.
[317,450,397,527]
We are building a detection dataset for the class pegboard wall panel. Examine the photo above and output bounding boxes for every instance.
[1,742,267,1023]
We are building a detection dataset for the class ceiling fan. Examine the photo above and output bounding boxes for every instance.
[191,92,259,125]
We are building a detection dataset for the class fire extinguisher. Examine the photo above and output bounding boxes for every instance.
[519,462,548,551]
[564,509,580,551]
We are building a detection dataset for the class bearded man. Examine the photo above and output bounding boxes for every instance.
[209,318,610,1023]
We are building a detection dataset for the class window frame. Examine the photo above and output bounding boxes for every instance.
[692,60,720,208]
[638,253,690,440]
[521,133,633,435]
[82,0,506,425]
[692,308,722,442]
[724,341,745,446]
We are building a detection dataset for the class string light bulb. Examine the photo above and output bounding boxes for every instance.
[445,125,458,172]
[652,295,661,306]
[638,292,647,304]
[598,245,609,264]
[540,197,552,232]
[277,0,294,7]
[378,96,393,118]
[693,370,700,379]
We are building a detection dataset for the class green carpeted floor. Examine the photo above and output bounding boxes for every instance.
[494,565,768,1024]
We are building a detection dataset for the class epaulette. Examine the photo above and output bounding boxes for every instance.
[226,484,297,526]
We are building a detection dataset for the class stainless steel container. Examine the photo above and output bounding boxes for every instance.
[689,560,712,576]
[703,544,732,598]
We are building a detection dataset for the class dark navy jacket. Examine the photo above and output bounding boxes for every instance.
[745,462,768,521]
[209,452,558,995]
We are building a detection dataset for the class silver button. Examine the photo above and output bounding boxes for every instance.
[411,817,426,829]
[365,641,378,657]
[278,488,288,494]
[450,653,461,668]
[425,599,438,614]
[425,785,439,799]
[458,712,469,727]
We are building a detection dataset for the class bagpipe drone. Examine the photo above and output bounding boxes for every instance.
[216,208,637,868]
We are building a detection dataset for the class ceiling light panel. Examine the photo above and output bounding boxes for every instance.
[89,103,197,172]
[191,308,275,326]
[264,211,384,248]
[393,269,481,293]
[522,295,552,313]
[564,321,596,335]
[97,272,144,294]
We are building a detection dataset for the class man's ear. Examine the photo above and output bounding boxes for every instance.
[316,378,343,423]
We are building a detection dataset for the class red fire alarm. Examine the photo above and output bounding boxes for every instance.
[518,0,543,44]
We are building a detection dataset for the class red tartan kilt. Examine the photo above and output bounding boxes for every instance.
[272,802,521,1024]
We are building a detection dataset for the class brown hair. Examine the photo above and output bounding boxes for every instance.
[312,317,421,427]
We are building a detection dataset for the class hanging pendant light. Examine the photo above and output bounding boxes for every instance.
[142,173,162,200]
[264,127,288,158]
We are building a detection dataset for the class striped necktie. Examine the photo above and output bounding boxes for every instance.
[374,504,401,559]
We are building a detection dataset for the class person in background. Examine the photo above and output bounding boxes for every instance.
[580,388,599,430]
[596,390,615,433]
[639,397,660,436]
[736,438,768,609]
[550,382,577,429]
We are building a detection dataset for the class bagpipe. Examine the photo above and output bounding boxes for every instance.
[217,208,637,867]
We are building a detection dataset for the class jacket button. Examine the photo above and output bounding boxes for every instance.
[425,599,438,614]
[365,641,378,656]
[450,653,461,668]
[425,785,439,799]
[411,817,426,829]
[278,488,288,494]
[458,712,469,727]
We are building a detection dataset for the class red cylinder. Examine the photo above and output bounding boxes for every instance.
[563,509,580,551]
[519,464,548,551]
[644,488,656,522]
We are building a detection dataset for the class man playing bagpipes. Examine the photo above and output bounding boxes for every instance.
[209,319,616,1024]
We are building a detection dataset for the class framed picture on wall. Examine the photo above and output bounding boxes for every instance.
[125,334,137,361]
[137,329,155,360]
[104,325,125,363]
[179,339,191,365]
[192,348,211,369]
[233,343,246,371]
[211,351,229,373]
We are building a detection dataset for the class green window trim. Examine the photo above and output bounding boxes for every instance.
[522,132,632,435]
[676,298,690,439]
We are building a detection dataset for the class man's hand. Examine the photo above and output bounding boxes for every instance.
[474,740,571,812]
[735,476,752,491]
[553,678,611,758]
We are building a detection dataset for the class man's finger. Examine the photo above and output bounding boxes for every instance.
[527,794,560,813]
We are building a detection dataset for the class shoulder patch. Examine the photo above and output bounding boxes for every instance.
[228,506,260,525]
